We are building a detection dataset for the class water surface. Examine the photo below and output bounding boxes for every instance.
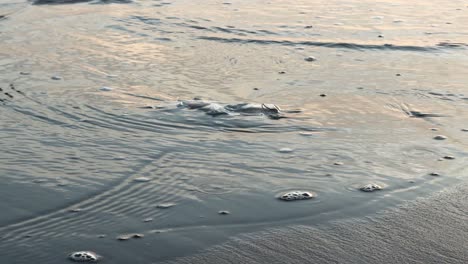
[1,0,468,263]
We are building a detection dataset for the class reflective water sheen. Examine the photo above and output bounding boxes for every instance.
[1,0,468,263]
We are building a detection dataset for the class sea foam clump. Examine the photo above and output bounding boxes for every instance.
[359,184,383,192]
[279,191,314,201]
[68,251,100,262]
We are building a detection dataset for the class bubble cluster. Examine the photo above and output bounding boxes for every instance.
[279,191,314,201]
[68,251,100,262]
[359,184,383,192]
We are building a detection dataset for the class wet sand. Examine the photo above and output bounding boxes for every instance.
[166,183,468,264]
[1,0,468,263]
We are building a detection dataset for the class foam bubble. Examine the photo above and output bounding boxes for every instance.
[279,191,315,201]
[278,148,293,153]
[134,177,151,182]
[359,184,383,192]
[68,251,100,262]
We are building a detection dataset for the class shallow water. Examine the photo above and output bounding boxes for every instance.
[1,0,468,263]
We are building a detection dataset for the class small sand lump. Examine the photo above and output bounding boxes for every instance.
[433,135,447,140]
[304,56,317,62]
[68,251,100,262]
[279,191,314,201]
[359,183,383,192]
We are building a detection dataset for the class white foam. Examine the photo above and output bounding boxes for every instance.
[278,148,294,153]
[134,177,151,182]
[360,184,383,192]
[68,251,100,262]
[279,191,314,201]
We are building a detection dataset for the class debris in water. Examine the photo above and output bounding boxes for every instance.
[461,129,468,132]
[68,251,100,262]
[429,172,440,176]
[279,191,315,201]
[218,210,230,215]
[19,72,30,75]
[51,76,62,80]
[430,128,439,131]
[334,162,344,166]
[134,177,151,182]
[304,56,317,62]
[433,135,447,140]
[69,208,82,213]
[359,183,383,192]
[443,155,455,160]
[278,71,286,74]
[320,94,327,97]
[143,218,153,222]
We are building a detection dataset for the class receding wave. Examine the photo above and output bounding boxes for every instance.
[198,36,468,51]
[31,0,132,5]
